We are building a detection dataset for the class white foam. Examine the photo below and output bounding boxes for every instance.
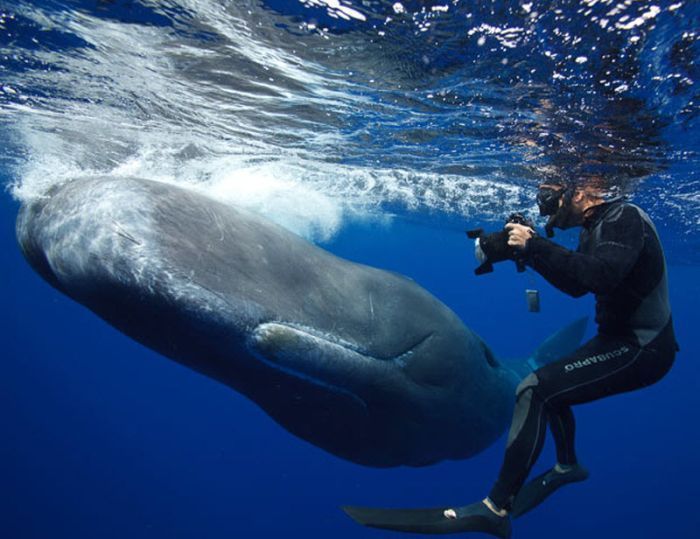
[5,0,534,244]
[192,165,345,242]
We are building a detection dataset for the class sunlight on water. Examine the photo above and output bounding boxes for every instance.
[0,0,698,252]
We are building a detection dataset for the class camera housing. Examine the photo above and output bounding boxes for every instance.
[466,213,534,275]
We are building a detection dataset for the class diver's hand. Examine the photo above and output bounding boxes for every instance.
[505,222,535,250]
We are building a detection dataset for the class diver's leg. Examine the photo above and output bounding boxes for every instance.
[490,335,633,513]
[510,406,589,518]
[441,330,675,535]
[549,406,577,466]
[511,332,675,517]
[437,373,545,537]
[538,337,666,407]
[487,373,549,511]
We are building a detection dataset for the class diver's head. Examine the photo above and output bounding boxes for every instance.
[538,179,608,236]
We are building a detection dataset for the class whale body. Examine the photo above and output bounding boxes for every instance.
[17,177,537,467]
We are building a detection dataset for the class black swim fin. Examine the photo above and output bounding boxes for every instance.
[511,464,589,518]
[342,501,511,538]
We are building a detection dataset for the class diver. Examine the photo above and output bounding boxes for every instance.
[342,178,679,538]
[437,178,680,538]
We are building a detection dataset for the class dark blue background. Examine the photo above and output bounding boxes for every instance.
[2,1,699,537]
[2,174,698,538]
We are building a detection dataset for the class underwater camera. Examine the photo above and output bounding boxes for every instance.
[466,213,534,276]
[466,213,541,313]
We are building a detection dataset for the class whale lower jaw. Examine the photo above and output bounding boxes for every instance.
[249,322,371,409]
[248,322,434,404]
[250,321,433,383]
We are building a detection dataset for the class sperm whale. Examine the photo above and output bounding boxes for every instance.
[16,176,584,467]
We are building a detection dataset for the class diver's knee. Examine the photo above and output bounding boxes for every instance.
[516,372,539,398]
[507,373,542,448]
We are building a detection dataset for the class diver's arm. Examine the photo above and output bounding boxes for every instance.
[524,240,589,297]
[525,205,644,297]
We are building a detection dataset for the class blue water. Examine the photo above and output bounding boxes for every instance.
[1,1,699,538]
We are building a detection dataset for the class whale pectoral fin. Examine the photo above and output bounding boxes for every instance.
[247,323,373,460]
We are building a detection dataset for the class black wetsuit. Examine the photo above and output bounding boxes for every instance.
[488,200,678,510]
